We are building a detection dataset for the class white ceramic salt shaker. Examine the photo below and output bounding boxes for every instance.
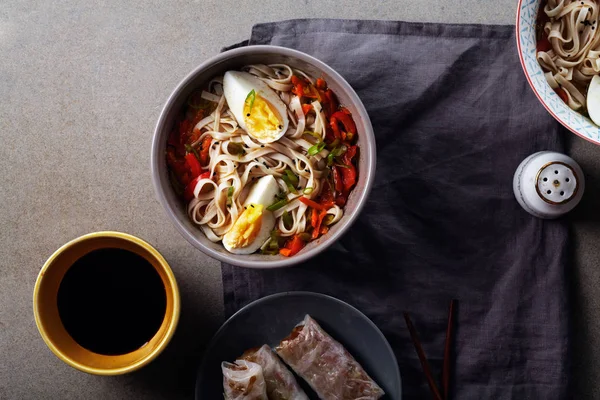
[513,151,584,219]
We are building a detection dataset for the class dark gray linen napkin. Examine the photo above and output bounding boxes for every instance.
[221,19,569,399]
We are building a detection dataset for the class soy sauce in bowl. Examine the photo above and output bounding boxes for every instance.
[57,248,167,356]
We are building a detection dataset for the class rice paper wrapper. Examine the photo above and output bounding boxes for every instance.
[222,360,268,400]
[241,344,309,400]
[276,315,384,400]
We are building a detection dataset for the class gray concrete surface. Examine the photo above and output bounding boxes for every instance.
[0,0,596,399]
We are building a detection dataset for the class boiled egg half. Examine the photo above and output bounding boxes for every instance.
[222,175,279,254]
[588,75,600,126]
[223,71,289,143]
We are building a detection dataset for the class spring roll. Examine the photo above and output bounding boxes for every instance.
[276,315,385,400]
[241,344,309,400]
[222,360,268,400]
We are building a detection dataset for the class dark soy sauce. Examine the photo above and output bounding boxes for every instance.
[57,248,167,355]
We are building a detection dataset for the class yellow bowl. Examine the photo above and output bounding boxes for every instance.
[33,231,180,375]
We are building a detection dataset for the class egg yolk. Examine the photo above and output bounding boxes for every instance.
[243,94,282,141]
[223,204,264,249]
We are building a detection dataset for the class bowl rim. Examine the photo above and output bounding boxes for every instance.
[194,291,402,400]
[515,0,599,145]
[151,45,376,269]
[32,231,181,375]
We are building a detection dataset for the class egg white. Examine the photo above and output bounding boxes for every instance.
[222,175,279,255]
[588,75,600,126]
[223,71,289,143]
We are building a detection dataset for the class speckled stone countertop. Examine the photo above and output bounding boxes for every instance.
[1,1,598,398]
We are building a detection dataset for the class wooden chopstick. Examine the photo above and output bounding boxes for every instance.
[442,300,456,400]
[403,312,443,400]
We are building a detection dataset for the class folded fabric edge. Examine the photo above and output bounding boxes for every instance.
[221,40,249,53]
[248,18,514,46]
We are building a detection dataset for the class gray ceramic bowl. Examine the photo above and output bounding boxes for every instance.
[151,45,376,268]
[195,292,402,399]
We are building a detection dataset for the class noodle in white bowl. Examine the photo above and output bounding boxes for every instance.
[166,64,359,257]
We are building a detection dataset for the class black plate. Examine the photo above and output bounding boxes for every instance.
[195,291,402,399]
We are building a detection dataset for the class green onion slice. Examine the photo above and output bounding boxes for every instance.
[245,89,257,112]
[303,130,321,139]
[282,211,293,230]
[267,198,288,211]
[284,169,299,186]
[307,141,326,156]
[226,186,234,207]
[281,173,298,194]
[185,144,201,161]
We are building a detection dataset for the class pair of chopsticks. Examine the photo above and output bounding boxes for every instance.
[404,300,456,400]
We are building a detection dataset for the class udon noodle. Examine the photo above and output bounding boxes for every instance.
[537,0,600,111]
[166,63,358,256]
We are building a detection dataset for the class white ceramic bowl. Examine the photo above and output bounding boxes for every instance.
[516,0,600,144]
[151,46,376,268]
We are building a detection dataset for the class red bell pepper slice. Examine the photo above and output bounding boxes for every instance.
[312,209,328,240]
[291,76,305,98]
[183,171,211,202]
[332,166,343,193]
[299,197,332,211]
[324,89,338,116]
[318,181,335,205]
[330,109,357,140]
[537,38,551,52]
[340,145,358,192]
[555,88,568,104]
[199,135,212,166]
[185,153,202,178]
[316,78,327,90]
[279,234,306,257]
[302,103,312,115]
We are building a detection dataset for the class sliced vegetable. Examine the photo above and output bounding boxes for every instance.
[229,142,246,156]
[183,171,211,202]
[261,230,282,255]
[312,209,328,239]
[307,141,326,156]
[281,172,298,194]
[324,89,338,116]
[323,214,335,226]
[226,186,234,207]
[185,153,202,178]
[326,138,340,150]
[284,169,299,186]
[555,87,569,104]
[185,144,201,162]
[279,234,306,257]
[537,38,552,53]
[303,187,314,195]
[302,104,312,115]
[291,75,320,100]
[245,89,256,112]
[298,232,312,242]
[199,135,212,166]
[319,180,335,205]
[340,145,358,192]
[282,210,293,230]
[327,145,347,166]
[267,198,289,211]
[330,109,357,141]
[304,130,321,139]
[299,196,331,211]
[332,166,343,193]
[316,78,327,90]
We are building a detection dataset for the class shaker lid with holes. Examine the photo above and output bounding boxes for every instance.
[513,151,584,219]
